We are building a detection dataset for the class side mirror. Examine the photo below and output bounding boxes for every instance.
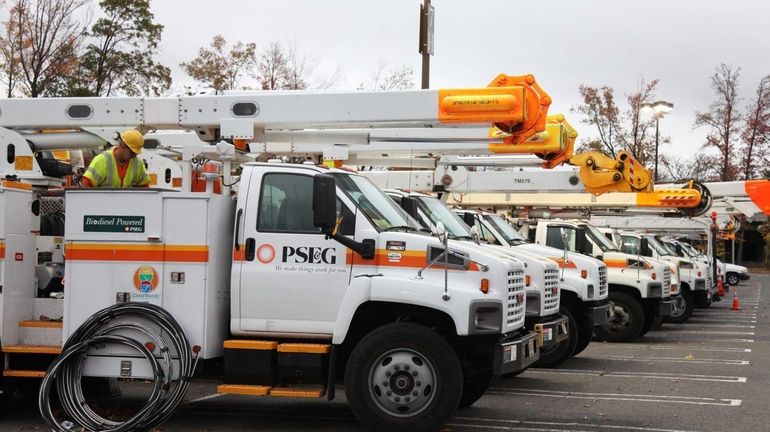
[313,174,337,233]
[575,228,589,255]
[640,237,652,257]
[469,225,481,243]
[433,221,447,242]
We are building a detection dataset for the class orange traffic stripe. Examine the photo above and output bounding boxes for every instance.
[269,386,326,398]
[66,243,208,263]
[0,241,4,259]
[3,370,46,378]
[603,259,628,268]
[224,340,277,350]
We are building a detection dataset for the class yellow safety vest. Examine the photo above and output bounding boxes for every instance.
[84,148,150,188]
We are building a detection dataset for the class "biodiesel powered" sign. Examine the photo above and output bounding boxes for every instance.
[83,215,145,233]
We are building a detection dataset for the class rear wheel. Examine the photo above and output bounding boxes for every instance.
[534,308,578,368]
[593,292,644,342]
[345,323,463,432]
[666,290,694,323]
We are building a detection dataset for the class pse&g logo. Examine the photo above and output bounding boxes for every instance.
[255,243,337,265]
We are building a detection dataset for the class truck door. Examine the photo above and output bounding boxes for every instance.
[237,170,353,336]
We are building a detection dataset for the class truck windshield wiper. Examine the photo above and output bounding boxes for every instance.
[383,225,418,232]
[450,235,474,241]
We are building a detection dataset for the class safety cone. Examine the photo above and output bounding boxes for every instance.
[717,276,726,297]
[731,289,741,311]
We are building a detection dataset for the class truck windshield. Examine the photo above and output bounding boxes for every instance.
[414,197,474,240]
[584,224,619,252]
[647,236,673,256]
[333,174,421,231]
[681,243,702,257]
[483,214,527,245]
[662,241,684,257]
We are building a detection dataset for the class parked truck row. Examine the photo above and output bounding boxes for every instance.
[0,77,750,432]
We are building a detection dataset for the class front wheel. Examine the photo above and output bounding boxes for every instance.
[534,308,578,368]
[666,290,694,323]
[572,313,594,356]
[345,323,463,432]
[458,369,493,409]
[726,273,739,286]
[593,292,644,342]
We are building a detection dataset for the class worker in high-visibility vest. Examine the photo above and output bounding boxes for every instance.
[83,129,150,188]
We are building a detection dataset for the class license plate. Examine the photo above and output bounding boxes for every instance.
[543,328,553,341]
[503,344,517,363]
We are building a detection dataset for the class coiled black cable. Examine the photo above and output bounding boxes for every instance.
[39,302,198,431]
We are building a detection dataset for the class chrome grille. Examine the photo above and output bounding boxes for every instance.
[598,265,608,297]
[543,268,560,315]
[663,267,671,297]
[507,270,526,328]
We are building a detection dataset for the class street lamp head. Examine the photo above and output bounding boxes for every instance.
[640,102,655,114]
[653,100,674,114]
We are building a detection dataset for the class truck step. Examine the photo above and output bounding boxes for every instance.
[277,343,331,354]
[270,385,326,398]
[215,384,326,398]
[2,344,61,355]
[19,320,62,329]
[3,369,46,378]
[223,340,278,350]
[216,384,271,396]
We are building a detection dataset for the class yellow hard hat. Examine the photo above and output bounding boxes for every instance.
[119,129,144,154]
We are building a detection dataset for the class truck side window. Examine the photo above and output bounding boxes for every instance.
[620,235,640,255]
[336,199,355,236]
[258,173,320,233]
[478,222,499,245]
[546,226,576,251]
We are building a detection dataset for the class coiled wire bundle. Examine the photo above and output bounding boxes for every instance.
[39,302,198,431]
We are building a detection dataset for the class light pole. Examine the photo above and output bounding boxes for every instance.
[640,100,673,181]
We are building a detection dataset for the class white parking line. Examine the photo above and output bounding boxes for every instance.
[686,319,757,323]
[604,355,749,365]
[525,368,747,383]
[654,330,755,335]
[608,344,751,353]
[451,417,700,432]
[485,388,742,407]
[675,324,756,328]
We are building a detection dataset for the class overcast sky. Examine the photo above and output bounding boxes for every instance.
[151,0,770,158]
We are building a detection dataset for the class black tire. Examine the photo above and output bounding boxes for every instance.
[593,292,644,342]
[572,313,593,356]
[666,290,694,323]
[726,273,739,286]
[638,313,662,336]
[458,369,493,409]
[345,323,463,432]
[533,308,578,368]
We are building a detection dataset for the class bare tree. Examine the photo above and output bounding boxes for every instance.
[181,35,257,92]
[11,0,88,97]
[658,153,720,182]
[694,63,742,181]
[256,42,287,90]
[572,85,621,157]
[740,75,770,180]
[619,79,661,166]
[0,9,22,97]
[282,41,343,90]
[573,80,662,165]
[358,62,415,91]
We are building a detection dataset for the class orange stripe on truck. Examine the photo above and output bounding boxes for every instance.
[603,259,628,268]
[66,243,208,262]
[0,241,4,259]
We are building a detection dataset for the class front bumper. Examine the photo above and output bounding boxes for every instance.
[586,300,613,326]
[657,298,675,317]
[493,331,540,376]
[529,315,569,349]
[739,273,751,281]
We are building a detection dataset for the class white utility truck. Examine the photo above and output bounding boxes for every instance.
[384,189,574,368]
[602,229,696,323]
[452,209,610,358]
[530,220,675,342]
[0,79,547,431]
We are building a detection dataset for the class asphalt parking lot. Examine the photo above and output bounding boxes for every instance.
[3,274,768,432]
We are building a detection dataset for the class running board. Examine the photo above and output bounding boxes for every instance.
[216,384,326,398]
